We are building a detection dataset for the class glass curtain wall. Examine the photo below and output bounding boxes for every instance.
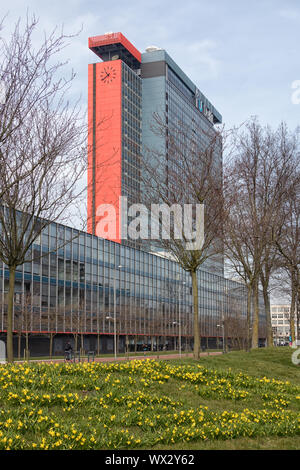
[0,221,257,351]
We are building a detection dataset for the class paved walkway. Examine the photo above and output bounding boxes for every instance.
[14,351,222,364]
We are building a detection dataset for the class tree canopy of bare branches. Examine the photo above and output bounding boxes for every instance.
[274,177,300,342]
[223,118,300,348]
[142,113,224,358]
[0,15,86,362]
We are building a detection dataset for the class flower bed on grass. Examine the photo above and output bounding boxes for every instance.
[0,359,299,449]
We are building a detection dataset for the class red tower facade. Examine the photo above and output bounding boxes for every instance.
[87,33,142,244]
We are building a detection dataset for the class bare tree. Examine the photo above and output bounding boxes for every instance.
[0,15,87,362]
[142,114,224,359]
[14,293,32,360]
[274,178,300,343]
[226,293,248,350]
[260,125,300,346]
[47,306,58,359]
[223,119,299,348]
[0,16,67,201]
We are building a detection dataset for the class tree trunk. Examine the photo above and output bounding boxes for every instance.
[262,281,273,347]
[7,265,16,363]
[290,273,297,343]
[191,270,200,359]
[246,284,252,352]
[49,333,54,359]
[25,332,29,361]
[296,294,300,342]
[18,333,21,359]
[134,335,137,353]
[97,334,100,355]
[224,320,228,353]
[251,279,259,349]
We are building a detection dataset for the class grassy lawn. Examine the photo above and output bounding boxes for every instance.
[173,347,300,385]
[0,347,299,450]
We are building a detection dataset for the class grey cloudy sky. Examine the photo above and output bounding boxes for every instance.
[1,0,300,130]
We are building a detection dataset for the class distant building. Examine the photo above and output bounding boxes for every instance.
[271,304,297,345]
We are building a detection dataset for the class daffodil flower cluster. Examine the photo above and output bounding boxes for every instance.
[0,360,299,450]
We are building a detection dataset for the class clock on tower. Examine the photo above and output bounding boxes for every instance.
[100,65,117,84]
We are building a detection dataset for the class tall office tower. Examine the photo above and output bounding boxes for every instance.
[141,45,222,166]
[140,46,223,274]
[87,33,223,272]
[87,33,142,247]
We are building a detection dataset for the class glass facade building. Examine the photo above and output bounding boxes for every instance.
[121,61,142,209]
[121,61,143,249]
[0,221,266,356]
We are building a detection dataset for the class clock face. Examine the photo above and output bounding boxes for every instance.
[100,65,117,84]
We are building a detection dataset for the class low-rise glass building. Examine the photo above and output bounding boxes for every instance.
[0,221,266,356]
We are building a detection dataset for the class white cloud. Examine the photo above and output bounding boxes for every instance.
[188,40,220,79]
[170,39,220,83]
[278,8,300,21]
